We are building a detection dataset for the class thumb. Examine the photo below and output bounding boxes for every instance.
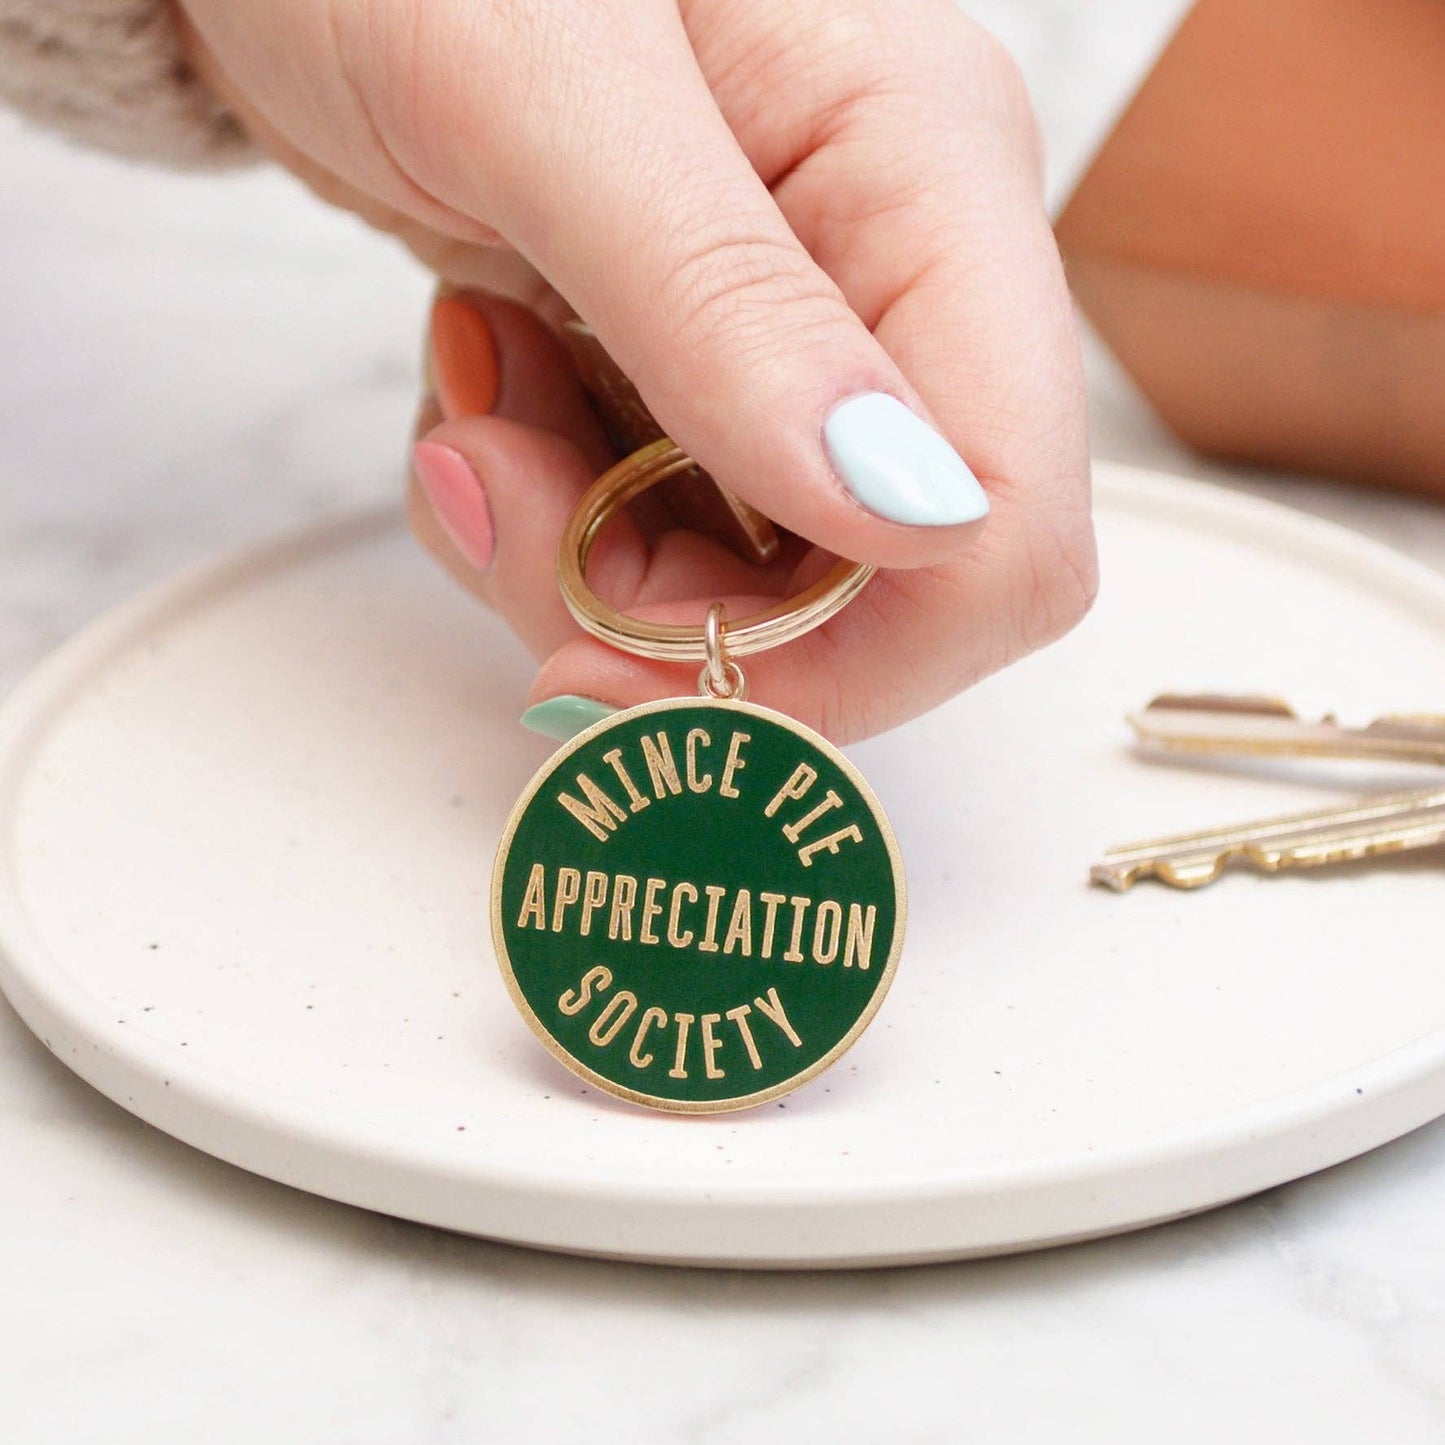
[409,5,990,569]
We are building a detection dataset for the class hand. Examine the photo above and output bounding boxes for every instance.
[181,0,1095,742]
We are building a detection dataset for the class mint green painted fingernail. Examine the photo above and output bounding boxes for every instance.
[824,391,990,527]
[520,695,618,742]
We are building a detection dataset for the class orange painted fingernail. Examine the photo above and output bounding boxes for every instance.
[430,295,500,419]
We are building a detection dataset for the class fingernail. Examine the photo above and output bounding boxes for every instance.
[412,441,495,570]
[520,695,618,741]
[430,295,500,419]
[823,392,990,527]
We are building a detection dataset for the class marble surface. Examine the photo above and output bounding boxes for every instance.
[4,4,1445,1438]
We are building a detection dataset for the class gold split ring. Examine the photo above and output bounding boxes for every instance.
[557,438,876,663]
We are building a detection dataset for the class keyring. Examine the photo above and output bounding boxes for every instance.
[557,438,876,663]
[496,436,906,1115]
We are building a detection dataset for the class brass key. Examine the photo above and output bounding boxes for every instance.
[1127,694,1445,766]
[1093,694,1445,892]
[1092,787,1445,891]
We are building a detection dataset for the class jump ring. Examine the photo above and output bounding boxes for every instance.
[698,658,748,701]
[698,603,747,700]
[703,602,728,695]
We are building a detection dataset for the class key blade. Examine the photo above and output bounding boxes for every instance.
[1366,714,1445,742]
[1091,787,1445,892]
[1128,695,1445,765]
[1145,693,1299,718]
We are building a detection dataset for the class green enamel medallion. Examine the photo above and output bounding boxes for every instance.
[491,697,906,1112]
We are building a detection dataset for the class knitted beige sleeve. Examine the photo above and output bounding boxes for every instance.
[0,0,254,166]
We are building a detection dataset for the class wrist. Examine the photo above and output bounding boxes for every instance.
[0,0,254,167]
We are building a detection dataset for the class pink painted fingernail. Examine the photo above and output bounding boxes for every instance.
[412,441,494,571]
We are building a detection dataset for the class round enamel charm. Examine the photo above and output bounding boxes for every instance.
[492,697,906,1112]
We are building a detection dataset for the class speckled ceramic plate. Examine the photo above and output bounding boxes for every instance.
[2,464,1444,1267]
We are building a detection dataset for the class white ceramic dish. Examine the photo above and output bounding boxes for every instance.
[1,464,1443,1268]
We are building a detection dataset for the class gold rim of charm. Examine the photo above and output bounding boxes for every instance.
[489,695,907,1114]
[557,439,876,663]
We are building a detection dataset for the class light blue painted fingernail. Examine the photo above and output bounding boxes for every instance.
[520,695,618,742]
[823,392,990,527]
